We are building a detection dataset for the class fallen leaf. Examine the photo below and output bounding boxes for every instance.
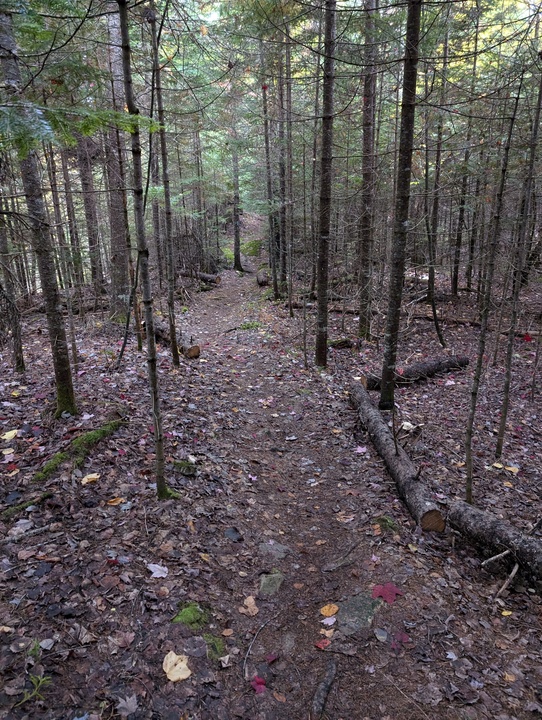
[163,651,191,681]
[146,563,169,578]
[505,466,519,474]
[117,694,139,717]
[314,638,331,650]
[107,497,126,506]
[1,429,17,441]
[239,595,259,616]
[251,675,266,693]
[372,582,403,604]
[320,603,339,617]
[222,628,234,637]
[81,473,100,485]
[321,616,336,626]
[502,610,512,617]
[273,690,287,702]
[320,629,334,638]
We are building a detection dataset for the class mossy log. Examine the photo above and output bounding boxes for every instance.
[350,384,445,532]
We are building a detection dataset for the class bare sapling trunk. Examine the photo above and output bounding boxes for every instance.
[464,83,522,503]
[117,0,175,500]
[379,0,422,409]
[148,3,180,366]
[315,0,336,367]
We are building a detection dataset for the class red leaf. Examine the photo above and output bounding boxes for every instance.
[314,638,331,650]
[524,333,533,342]
[250,676,266,694]
[265,653,279,664]
[372,582,403,604]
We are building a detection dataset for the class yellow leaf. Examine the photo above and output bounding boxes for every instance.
[163,651,191,681]
[81,473,100,485]
[2,448,14,455]
[1,429,17,441]
[232,407,239,413]
[408,544,417,553]
[502,610,512,617]
[454,461,465,467]
[505,466,519,474]
[107,497,125,506]
[199,553,210,563]
[332,428,342,434]
[503,481,513,488]
[320,603,339,618]
[8,469,19,477]
[238,595,259,616]
[492,462,503,469]
[320,628,334,638]
[504,671,516,682]
[11,390,20,397]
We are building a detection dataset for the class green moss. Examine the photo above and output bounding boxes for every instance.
[34,453,69,482]
[157,486,181,500]
[71,420,123,468]
[2,492,53,520]
[172,602,208,629]
[33,420,124,482]
[375,515,398,532]
[203,634,226,661]
[239,320,261,330]
[173,460,197,476]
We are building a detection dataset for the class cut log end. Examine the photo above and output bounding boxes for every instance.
[420,508,446,533]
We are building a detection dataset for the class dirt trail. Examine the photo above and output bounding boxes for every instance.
[1,258,541,719]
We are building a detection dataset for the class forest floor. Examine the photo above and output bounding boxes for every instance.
[1,236,542,720]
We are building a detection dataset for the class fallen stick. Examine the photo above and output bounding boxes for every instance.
[350,384,445,532]
[365,355,469,391]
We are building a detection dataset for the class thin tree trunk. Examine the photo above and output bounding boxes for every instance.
[149,2,180,366]
[464,84,522,503]
[495,67,542,458]
[0,210,24,371]
[315,0,336,367]
[358,0,377,338]
[76,135,105,296]
[0,10,76,415]
[117,0,173,500]
[379,0,422,409]
[260,71,280,299]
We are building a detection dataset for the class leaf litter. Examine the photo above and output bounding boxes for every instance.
[0,256,541,719]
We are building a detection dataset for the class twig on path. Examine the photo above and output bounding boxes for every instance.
[494,562,519,600]
[242,614,277,680]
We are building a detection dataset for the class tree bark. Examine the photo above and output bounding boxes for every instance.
[315,0,336,367]
[76,135,105,294]
[448,500,542,586]
[117,0,171,500]
[350,384,445,532]
[0,212,24,372]
[379,0,422,409]
[365,355,469,391]
[0,10,76,416]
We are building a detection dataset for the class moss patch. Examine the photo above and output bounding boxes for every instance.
[172,602,208,629]
[1,492,53,520]
[173,460,197,476]
[33,420,125,483]
[203,634,226,661]
[239,320,261,330]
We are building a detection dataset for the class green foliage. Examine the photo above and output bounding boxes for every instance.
[241,238,262,257]
[203,634,226,661]
[15,674,52,707]
[239,320,261,330]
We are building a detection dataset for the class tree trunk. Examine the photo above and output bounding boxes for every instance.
[76,135,105,295]
[149,3,180,366]
[117,0,172,500]
[315,0,336,368]
[358,0,377,339]
[379,0,422,409]
[0,10,76,415]
[0,212,24,372]
[350,384,445,531]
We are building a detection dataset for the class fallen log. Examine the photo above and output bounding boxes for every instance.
[448,500,542,586]
[365,355,469,391]
[350,384,445,532]
[145,319,200,359]
[179,270,221,284]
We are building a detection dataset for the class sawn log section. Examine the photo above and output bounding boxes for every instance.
[350,384,445,532]
[365,355,469,390]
